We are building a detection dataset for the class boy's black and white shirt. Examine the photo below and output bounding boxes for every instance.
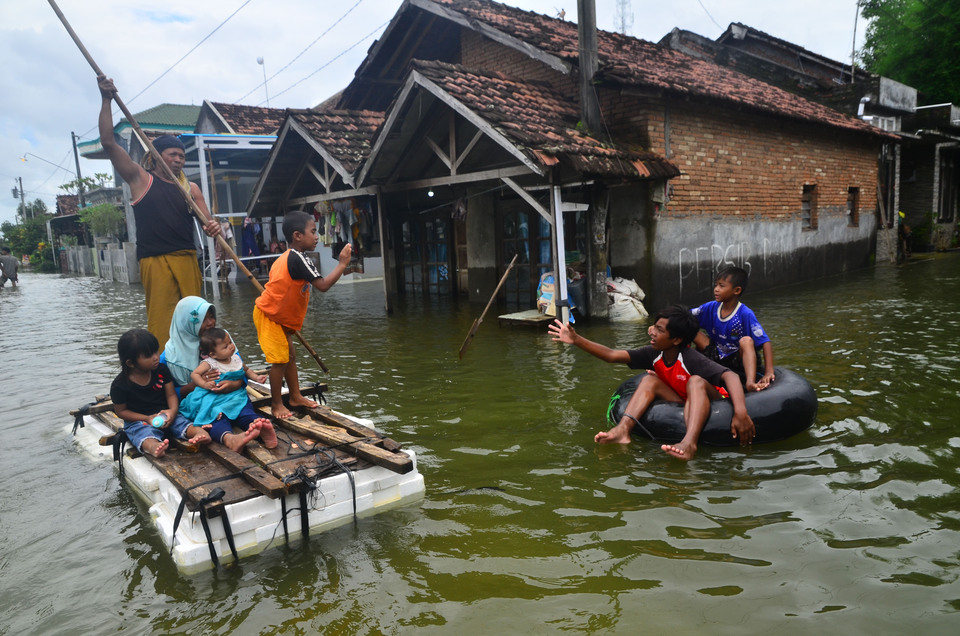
[285,249,322,282]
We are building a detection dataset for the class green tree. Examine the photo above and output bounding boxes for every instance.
[79,203,126,241]
[1,213,52,259]
[860,0,960,104]
[12,198,48,222]
[59,172,114,195]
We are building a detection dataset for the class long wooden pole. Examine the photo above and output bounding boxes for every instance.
[458,254,518,359]
[48,0,328,373]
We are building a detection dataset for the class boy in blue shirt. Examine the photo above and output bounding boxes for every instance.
[692,266,774,392]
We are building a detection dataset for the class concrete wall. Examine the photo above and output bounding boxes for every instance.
[96,242,139,284]
[63,246,96,275]
[647,209,877,307]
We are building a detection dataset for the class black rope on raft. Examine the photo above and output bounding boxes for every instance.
[72,395,110,435]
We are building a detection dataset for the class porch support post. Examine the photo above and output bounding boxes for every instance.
[375,187,393,314]
[196,136,218,300]
[550,183,570,324]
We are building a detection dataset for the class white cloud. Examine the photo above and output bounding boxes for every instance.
[0,0,867,226]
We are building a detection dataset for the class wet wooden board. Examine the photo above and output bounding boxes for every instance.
[242,427,360,489]
[497,309,554,328]
[202,441,289,499]
[94,412,259,512]
[303,406,403,452]
[258,407,414,474]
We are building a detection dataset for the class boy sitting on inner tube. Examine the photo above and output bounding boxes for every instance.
[691,265,775,392]
[548,305,754,460]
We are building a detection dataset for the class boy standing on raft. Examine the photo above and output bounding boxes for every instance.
[692,266,774,392]
[549,305,754,460]
[253,211,352,419]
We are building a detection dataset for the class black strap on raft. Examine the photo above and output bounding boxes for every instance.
[111,429,130,476]
[282,465,319,541]
[312,381,327,405]
[318,447,358,522]
[72,395,110,435]
[170,474,243,569]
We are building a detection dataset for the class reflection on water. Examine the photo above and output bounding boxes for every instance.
[2,255,959,633]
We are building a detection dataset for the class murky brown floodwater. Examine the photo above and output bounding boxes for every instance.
[1,254,958,634]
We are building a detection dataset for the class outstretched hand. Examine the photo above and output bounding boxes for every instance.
[548,319,576,345]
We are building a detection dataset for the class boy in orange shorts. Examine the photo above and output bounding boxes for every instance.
[253,211,352,418]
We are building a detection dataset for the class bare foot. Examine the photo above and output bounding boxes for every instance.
[142,438,169,458]
[271,400,293,419]
[187,430,211,445]
[223,425,261,452]
[595,424,632,444]
[661,441,697,460]
[254,417,278,449]
[288,395,318,409]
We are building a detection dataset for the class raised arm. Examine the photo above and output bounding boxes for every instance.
[312,243,351,292]
[97,75,148,194]
[548,319,631,364]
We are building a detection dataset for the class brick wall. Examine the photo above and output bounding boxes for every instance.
[603,91,880,223]
[460,30,577,96]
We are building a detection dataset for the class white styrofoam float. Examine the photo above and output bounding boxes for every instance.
[70,413,425,574]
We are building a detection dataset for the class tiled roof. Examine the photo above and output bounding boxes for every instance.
[288,109,385,174]
[413,59,679,179]
[435,0,883,136]
[56,194,79,217]
[209,102,285,135]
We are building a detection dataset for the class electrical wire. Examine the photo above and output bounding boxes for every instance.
[258,20,389,105]
[235,0,367,104]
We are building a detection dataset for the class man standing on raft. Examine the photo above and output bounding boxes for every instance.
[98,76,220,349]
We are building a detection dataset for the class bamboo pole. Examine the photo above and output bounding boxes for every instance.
[458,254,518,359]
[48,0,329,372]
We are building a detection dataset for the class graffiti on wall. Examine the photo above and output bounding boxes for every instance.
[678,240,772,296]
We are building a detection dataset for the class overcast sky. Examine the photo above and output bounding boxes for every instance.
[0,0,868,227]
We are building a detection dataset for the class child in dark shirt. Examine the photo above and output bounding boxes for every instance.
[110,329,210,458]
[549,305,753,460]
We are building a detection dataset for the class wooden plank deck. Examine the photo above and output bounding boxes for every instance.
[83,382,413,512]
[497,309,555,328]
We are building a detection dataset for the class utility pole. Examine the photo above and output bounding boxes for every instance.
[71,131,86,208]
[14,177,27,220]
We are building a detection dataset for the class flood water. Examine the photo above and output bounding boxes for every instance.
[2,254,959,634]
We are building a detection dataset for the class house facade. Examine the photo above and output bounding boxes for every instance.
[247,0,893,314]
[663,21,959,259]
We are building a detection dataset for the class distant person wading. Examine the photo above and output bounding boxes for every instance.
[97,75,220,350]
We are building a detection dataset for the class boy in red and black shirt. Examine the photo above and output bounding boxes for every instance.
[253,211,352,418]
[549,305,753,460]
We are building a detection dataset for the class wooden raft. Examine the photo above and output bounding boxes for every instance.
[75,384,412,513]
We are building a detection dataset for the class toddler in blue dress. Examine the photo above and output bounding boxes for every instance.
[179,327,278,452]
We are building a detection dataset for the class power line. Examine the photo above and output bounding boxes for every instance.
[126,0,255,106]
[260,20,390,105]
[76,0,254,139]
[235,0,367,103]
[696,0,723,30]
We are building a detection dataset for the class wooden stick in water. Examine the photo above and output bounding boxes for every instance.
[459,254,518,359]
